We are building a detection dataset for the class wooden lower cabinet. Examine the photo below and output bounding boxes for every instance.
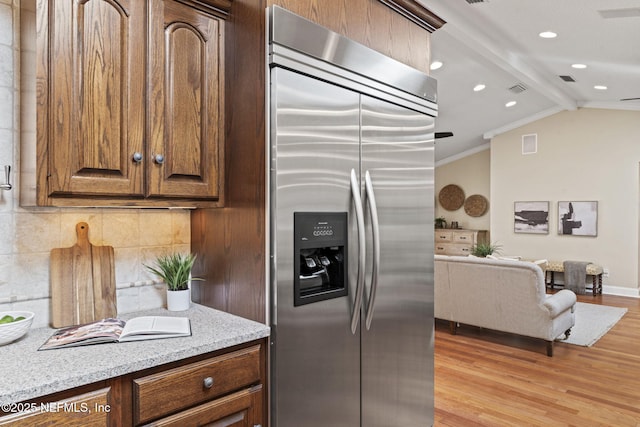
[0,388,113,426]
[133,344,263,425]
[0,340,266,427]
[143,386,263,427]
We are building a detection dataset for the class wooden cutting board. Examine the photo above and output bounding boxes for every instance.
[50,222,117,327]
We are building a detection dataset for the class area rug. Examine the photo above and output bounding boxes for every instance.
[557,302,627,347]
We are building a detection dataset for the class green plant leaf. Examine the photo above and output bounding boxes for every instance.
[144,253,201,291]
[471,242,502,257]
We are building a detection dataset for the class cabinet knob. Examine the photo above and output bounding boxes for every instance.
[154,154,165,164]
[203,376,214,389]
[132,152,143,163]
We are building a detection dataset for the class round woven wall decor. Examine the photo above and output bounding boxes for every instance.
[438,184,465,211]
[464,194,489,217]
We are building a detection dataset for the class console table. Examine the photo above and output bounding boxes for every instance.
[434,229,488,256]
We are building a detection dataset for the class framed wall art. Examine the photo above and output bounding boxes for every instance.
[514,201,549,234]
[557,201,598,236]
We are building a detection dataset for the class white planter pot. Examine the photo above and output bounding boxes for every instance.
[167,288,191,311]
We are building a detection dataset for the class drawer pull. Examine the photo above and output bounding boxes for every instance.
[203,376,214,389]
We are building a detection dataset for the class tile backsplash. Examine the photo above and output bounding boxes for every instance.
[0,1,192,328]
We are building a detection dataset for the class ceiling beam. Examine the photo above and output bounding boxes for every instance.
[418,0,578,111]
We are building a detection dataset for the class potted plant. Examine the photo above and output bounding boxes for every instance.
[435,216,447,229]
[470,242,502,258]
[145,253,201,311]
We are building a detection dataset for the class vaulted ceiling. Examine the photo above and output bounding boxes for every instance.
[417,0,640,163]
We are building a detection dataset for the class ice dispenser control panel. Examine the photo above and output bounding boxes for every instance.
[294,212,348,306]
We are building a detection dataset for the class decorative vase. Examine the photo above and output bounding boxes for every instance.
[167,288,190,311]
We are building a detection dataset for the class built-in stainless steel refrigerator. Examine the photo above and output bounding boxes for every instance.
[267,7,437,427]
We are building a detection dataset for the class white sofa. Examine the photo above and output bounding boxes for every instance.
[435,255,577,356]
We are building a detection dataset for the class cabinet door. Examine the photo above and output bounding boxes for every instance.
[41,0,145,198]
[0,388,112,426]
[143,386,263,427]
[147,0,223,200]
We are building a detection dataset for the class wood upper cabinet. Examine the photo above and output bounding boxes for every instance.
[40,0,146,199]
[147,0,223,200]
[36,0,227,207]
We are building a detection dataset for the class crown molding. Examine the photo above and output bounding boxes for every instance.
[379,0,446,33]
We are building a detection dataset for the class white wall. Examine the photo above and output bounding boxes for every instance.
[435,148,490,232]
[491,108,640,294]
[0,1,193,327]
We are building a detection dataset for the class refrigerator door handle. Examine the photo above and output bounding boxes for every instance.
[350,168,366,334]
[364,170,380,330]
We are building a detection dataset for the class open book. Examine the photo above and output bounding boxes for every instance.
[39,316,191,350]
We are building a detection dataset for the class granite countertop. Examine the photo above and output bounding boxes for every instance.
[0,304,270,406]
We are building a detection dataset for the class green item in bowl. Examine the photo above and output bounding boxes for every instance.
[0,314,26,325]
[0,315,14,324]
[0,315,27,324]
[0,311,35,346]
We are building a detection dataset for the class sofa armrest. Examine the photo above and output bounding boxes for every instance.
[543,290,577,317]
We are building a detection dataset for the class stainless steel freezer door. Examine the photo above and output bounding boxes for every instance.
[360,95,435,426]
[270,68,361,427]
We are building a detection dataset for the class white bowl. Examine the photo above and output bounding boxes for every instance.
[0,311,35,346]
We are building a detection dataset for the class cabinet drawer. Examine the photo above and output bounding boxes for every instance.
[446,244,474,256]
[435,243,473,256]
[134,344,262,425]
[434,231,453,242]
[142,386,263,427]
[435,243,450,254]
[452,231,475,244]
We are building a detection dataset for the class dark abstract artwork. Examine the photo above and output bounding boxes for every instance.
[558,201,598,236]
[514,201,549,234]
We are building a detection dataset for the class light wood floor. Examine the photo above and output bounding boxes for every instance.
[434,293,640,426]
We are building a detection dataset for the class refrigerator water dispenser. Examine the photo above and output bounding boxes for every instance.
[293,212,348,306]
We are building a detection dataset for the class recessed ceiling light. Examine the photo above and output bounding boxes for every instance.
[571,63,587,69]
[505,101,517,108]
[473,84,486,92]
[430,61,443,71]
[594,85,608,90]
[539,31,557,39]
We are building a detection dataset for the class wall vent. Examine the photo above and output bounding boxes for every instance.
[522,134,537,155]
[508,83,527,94]
[559,75,576,82]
